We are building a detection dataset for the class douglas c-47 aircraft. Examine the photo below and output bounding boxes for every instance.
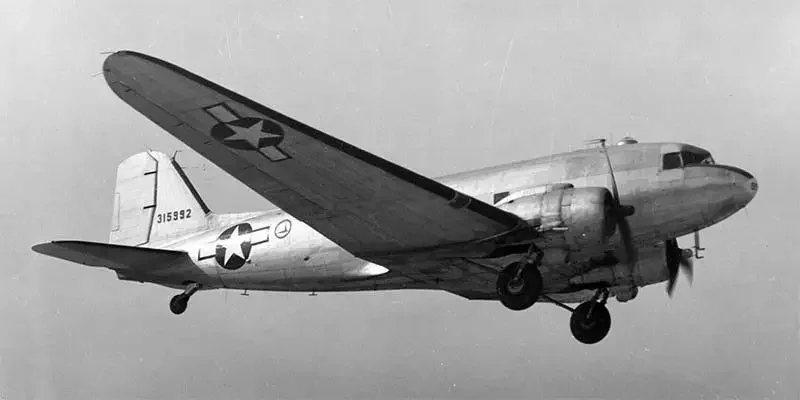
[33,51,758,344]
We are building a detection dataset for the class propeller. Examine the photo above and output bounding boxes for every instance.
[665,238,694,296]
[589,139,637,269]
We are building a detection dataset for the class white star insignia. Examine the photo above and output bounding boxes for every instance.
[217,225,251,265]
[224,120,283,148]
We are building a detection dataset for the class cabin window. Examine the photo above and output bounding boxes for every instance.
[662,152,682,170]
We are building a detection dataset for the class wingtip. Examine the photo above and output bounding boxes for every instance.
[103,50,159,65]
[102,50,170,89]
[102,50,145,72]
[104,49,138,58]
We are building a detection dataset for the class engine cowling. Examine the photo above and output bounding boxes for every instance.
[497,186,616,248]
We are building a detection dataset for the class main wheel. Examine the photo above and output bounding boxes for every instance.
[169,294,189,315]
[496,262,543,311]
[570,301,612,344]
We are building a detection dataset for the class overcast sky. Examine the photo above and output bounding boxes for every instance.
[2,0,799,399]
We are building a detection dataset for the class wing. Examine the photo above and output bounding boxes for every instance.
[102,51,523,262]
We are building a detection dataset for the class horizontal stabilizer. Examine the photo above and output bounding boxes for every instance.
[31,240,189,271]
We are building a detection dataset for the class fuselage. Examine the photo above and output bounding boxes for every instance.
[146,141,757,296]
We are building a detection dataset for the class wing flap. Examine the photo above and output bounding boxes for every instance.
[103,51,522,260]
[31,240,189,271]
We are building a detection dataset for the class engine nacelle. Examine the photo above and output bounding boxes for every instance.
[497,187,616,248]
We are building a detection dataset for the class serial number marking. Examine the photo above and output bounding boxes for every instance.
[156,209,192,224]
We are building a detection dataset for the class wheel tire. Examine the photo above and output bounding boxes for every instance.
[570,301,612,344]
[496,262,543,311]
[169,294,188,315]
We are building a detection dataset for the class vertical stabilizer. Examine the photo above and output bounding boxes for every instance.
[110,151,211,246]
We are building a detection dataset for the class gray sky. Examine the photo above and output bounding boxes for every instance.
[2,0,799,399]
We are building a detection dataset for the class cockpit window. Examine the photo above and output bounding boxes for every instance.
[663,150,715,170]
[681,150,715,166]
[663,152,682,170]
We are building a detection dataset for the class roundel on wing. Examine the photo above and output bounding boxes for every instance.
[210,117,286,150]
[215,223,253,270]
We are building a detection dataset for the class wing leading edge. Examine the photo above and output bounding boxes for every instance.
[102,51,523,261]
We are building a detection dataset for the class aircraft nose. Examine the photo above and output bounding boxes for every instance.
[730,167,758,206]
[685,165,757,227]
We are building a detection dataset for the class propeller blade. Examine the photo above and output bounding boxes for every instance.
[596,139,638,272]
[666,272,678,296]
[680,249,694,284]
[597,140,622,208]
[665,239,695,296]
[665,239,680,296]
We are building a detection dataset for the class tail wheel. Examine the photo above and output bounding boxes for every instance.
[496,262,543,311]
[169,294,189,315]
[569,301,612,344]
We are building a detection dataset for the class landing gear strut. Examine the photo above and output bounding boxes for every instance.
[496,243,544,311]
[569,289,612,344]
[169,283,201,315]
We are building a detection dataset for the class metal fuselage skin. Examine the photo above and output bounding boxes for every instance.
[146,142,757,297]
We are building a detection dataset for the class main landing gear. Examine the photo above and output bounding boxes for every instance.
[548,288,613,344]
[496,243,544,311]
[169,283,201,315]
[494,241,612,343]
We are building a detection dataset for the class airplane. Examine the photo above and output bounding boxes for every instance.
[32,50,758,344]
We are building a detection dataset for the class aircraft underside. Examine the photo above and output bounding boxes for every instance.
[156,234,690,345]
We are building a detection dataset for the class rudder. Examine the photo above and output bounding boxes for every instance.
[110,151,211,246]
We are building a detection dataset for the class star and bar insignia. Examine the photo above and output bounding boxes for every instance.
[215,223,255,270]
[205,103,291,162]
[205,220,292,270]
